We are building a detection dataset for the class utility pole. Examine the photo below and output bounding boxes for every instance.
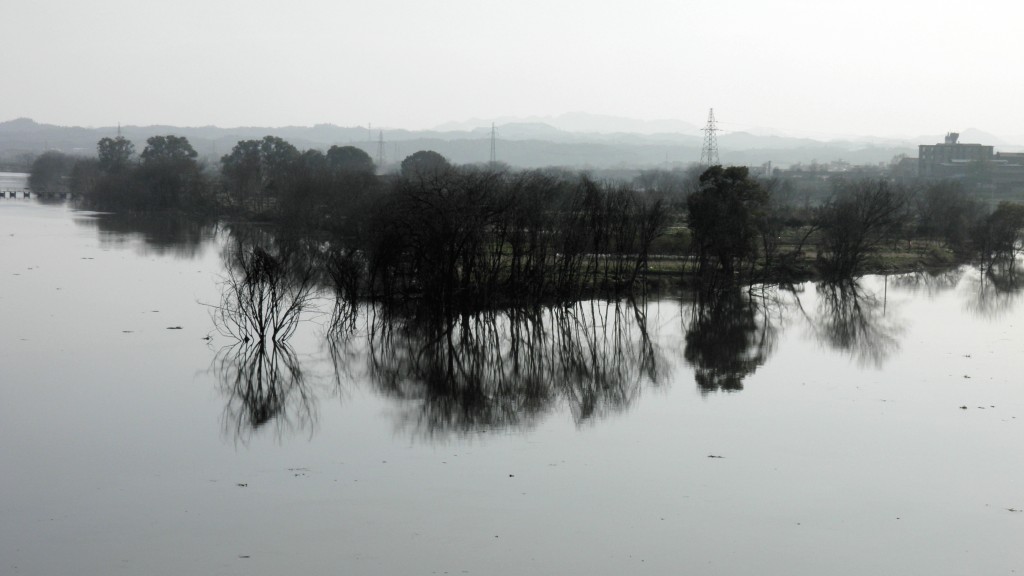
[699,108,720,167]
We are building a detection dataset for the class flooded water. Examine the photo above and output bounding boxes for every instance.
[2,186,1022,575]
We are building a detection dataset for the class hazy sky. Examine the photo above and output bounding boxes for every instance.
[6,0,1023,140]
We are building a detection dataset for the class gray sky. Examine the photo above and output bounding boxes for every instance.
[6,0,1023,140]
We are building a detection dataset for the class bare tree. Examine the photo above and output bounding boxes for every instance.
[815,180,911,279]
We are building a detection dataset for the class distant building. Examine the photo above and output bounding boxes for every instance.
[914,132,1024,190]
[891,156,919,181]
[918,132,994,178]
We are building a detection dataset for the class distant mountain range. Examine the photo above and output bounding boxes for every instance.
[2,116,1020,171]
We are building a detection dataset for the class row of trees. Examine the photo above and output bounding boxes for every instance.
[29,134,1024,300]
[362,168,666,310]
[29,135,210,211]
[685,166,1024,284]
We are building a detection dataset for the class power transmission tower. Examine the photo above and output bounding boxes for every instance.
[700,108,720,167]
[376,130,386,171]
[489,123,497,164]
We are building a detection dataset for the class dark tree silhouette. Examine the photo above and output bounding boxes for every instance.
[401,150,450,179]
[137,135,207,210]
[140,135,197,164]
[96,136,135,173]
[686,165,768,284]
[327,145,375,174]
[28,151,76,196]
[220,136,300,213]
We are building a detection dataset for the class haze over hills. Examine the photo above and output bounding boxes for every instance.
[436,112,702,136]
[2,115,1020,171]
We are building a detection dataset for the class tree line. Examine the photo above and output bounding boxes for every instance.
[29,134,1024,308]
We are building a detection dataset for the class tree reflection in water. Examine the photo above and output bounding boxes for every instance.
[963,264,1023,318]
[798,280,903,367]
[214,340,316,442]
[891,268,964,297]
[346,300,664,438]
[683,287,781,394]
[211,237,322,441]
[73,212,219,259]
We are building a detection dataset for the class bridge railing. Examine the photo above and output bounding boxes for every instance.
[0,189,72,200]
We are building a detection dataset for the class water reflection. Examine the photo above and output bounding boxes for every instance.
[798,281,903,367]
[682,287,780,394]
[963,264,1023,318]
[199,222,1019,441]
[214,340,317,442]
[891,268,965,297]
[211,238,324,440]
[73,212,219,258]
[344,300,664,438]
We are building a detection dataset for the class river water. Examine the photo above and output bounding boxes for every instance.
[2,177,1022,575]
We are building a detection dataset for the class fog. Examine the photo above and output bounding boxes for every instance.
[5,0,1024,141]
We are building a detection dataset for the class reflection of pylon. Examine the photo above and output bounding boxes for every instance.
[700,108,720,167]
[376,130,385,169]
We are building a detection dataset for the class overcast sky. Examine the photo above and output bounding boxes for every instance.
[6,0,1023,140]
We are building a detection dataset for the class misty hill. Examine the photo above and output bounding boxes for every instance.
[0,117,950,170]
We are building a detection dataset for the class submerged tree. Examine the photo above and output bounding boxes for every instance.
[213,239,319,345]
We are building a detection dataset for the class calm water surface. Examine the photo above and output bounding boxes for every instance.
[2,190,1022,575]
